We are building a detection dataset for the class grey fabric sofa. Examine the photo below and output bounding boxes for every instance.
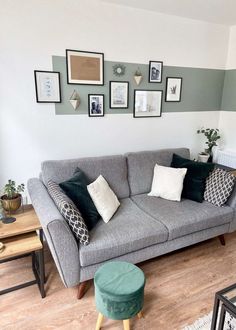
[28,148,236,298]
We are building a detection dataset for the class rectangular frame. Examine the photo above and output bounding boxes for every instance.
[88,94,104,117]
[66,49,104,85]
[165,77,183,102]
[133,89,163,118]
[34,70,61,103]
[149,61,163,83]
[109,81,129,109]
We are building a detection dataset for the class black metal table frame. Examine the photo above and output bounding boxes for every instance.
[211,282,236,330]
[0,229,46,298]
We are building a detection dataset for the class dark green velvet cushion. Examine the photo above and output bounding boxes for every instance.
[171,153,215,203]
[59,168,100,230]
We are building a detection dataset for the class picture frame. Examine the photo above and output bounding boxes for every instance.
[165,77,183,102]
[88,94,104,117]
[109,81,129,109]
[34,70,61,103]
[149,61,163,83]
[66,49,104,85]
[133,90,163,118]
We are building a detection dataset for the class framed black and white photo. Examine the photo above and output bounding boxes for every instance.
[88,94,104,117]
[133,90,163,118]
[110,81,129,109]
[149,61,163,83]
[66,49,104,85]
[165,77,182,102]
[34,70,61,103]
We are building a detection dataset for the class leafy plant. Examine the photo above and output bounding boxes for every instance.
[3,180,25,199]
[197,128,221,154]
[134,67,142,76]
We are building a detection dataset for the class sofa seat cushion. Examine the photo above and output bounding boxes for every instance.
[131,194,234,240]
[79,198,168,267]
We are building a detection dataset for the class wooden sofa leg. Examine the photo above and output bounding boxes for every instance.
[77,281,88,299]
[218,235,226,246]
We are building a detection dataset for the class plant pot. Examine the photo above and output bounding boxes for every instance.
[198,153,209,163]
[134,75,143,85]
[0,194,22,212]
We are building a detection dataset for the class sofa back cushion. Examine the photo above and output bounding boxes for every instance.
[41,155,130,199]
[126,148,190,196]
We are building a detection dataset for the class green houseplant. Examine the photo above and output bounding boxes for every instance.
[1,180,25,212]
[197,128,221,161]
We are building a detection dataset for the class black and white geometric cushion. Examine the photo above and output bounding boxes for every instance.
[204,168,235,207]
[47,180,89,245]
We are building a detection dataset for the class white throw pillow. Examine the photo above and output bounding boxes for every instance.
[87,175,120,223]
[148,164,187,202]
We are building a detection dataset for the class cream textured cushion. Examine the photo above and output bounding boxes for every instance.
[148,164,187,202]
[87,175,120,223]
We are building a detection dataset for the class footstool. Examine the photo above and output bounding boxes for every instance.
[94,261,145,330]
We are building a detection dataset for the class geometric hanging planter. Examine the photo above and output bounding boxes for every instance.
[69,90,80,110]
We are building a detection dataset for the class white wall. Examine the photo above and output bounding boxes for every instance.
[217,25,236,153]
[0,0,229,188]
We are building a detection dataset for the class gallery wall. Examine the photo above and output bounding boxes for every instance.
[0,0,230,188]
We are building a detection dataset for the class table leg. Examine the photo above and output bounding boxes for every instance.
[38,249,45,298]
[211,295,220,330]
[39,229,46,283]
[218,304,226,330]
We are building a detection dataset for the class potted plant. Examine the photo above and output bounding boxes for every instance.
[197,128,221,162]
[134,68,143,85]
[1,180,25,212]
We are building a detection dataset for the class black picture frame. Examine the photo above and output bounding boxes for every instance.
[88,94,104,117]
[34,70,61,103]
[109,81,129,109]
[133,89,163,118]
[149,61,163,83]
[66,49,104,85]
[165,77,183,102]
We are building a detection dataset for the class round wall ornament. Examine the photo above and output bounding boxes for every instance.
[112,64,126,76]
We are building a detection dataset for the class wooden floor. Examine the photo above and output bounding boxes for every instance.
[1,232,236,330]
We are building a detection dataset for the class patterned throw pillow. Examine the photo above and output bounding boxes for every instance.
[47,180,89,245]
[204,168,235,207]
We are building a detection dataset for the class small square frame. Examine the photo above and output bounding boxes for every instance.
[149,61,163,83]
[88,94,104,117]
[165,77,183,102]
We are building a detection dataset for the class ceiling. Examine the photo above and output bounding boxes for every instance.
[102,0,236,26]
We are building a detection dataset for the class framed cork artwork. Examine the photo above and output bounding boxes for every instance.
[66,49,104,85]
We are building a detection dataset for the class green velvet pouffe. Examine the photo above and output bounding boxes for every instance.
[94,261,145,330]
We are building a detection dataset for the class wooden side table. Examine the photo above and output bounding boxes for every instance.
[0,205,46,298]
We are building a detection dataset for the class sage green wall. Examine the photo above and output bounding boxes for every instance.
[221,70,236,111]
[53,56,225,115]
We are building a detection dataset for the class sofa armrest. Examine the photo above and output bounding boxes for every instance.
[27,178,80,287]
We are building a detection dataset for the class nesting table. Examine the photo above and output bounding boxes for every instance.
[0,205,45,298]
